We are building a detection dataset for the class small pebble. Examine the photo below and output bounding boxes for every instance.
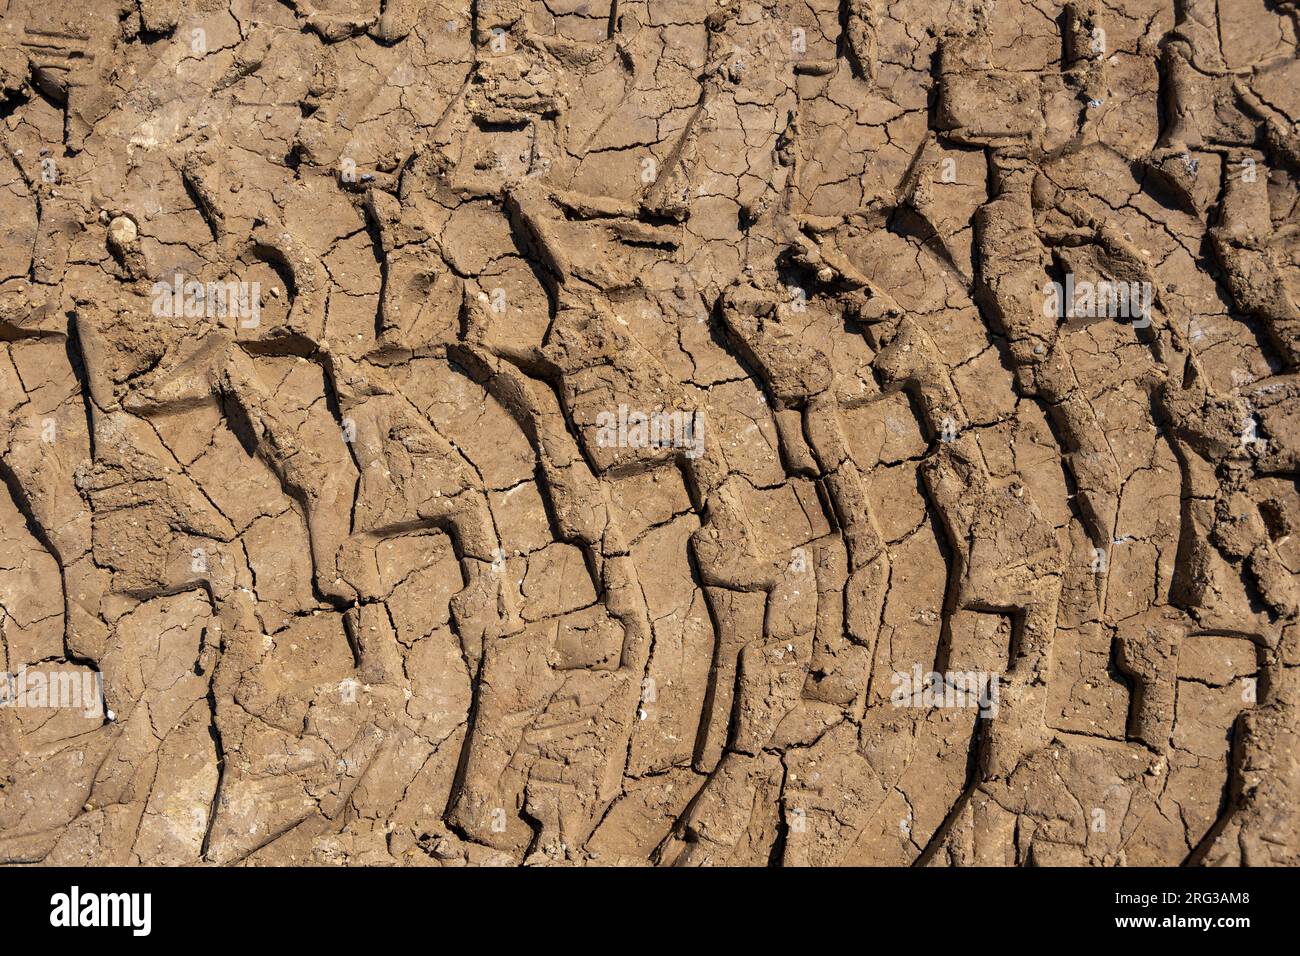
[108,215,137,246]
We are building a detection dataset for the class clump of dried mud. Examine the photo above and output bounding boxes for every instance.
[0,0,1297,867]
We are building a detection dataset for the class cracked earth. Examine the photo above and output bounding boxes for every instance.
[0,0,1298,867]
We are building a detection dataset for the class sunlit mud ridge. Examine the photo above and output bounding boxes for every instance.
[0,0,1297,867]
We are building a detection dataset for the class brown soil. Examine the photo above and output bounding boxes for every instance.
[0,0,1297,866]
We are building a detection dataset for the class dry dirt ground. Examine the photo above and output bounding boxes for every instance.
[0,0,1297,867]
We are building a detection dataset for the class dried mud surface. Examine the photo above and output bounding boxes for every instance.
[0,0,1298,867]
